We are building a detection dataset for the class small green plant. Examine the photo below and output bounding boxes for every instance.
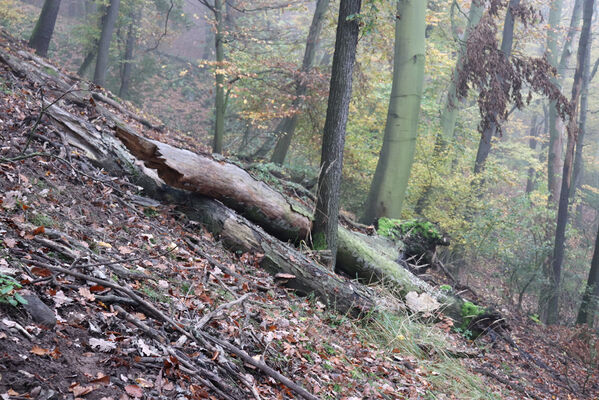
[29,212,55,227]
[529,314,541,324]
[453,327,474,340]
[143,207,159,218]
[0,274,28,307]
[439,284,452,292]
[377,218,442,241]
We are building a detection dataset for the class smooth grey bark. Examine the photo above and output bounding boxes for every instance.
[549,0,583,202]
[118,13,136,99]
[361,0,427,223]
[269,0,330,164]
[576,224,599,325]
[93,0,121,87]
[28,0,62,57]
[312,0,362,267]
[546,0,595,325]
[473,0,519,174]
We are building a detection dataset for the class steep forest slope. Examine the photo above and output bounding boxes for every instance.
[0,30,598,400]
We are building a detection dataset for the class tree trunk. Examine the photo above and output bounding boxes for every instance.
[525,114,540,195]
[576,224,599,325]
[78,49,96,77]
[545,0,565,201]
[118,13,136,99]
[269,0,330,164]
[546,0,594,325]
[28,0,62,57]
[548,0,582,203]
[361,0,426,224]
[570,30,592,202]
[312,0,362,267]
[438,0,484,149]
[213,0,225,154]
[93,0,120,87]
[473,0,519,174]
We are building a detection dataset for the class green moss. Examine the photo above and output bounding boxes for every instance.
[460,301,485,330]
[312,231,327,250]
[439,284,452,292]
[377,218,441,241]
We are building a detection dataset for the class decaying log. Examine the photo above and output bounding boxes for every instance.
[112,125,311,242]
[182,197,377,317]
[1,47,475,325]
[30,101,376,317]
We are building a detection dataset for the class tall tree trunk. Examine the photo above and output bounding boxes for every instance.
[525,114,540,194]
[548,0,583,202]
[361,0,427,224]
[269,0,330,164]
[571,31,592,202]
[28,0,62,57]
[93,0,120,87]
[473,0,519,174]
[546,0,594,325]
[312,0,362,267]
[545,0,565,201]
[438,0,484,149]
[118,13,136,99]
[212,0,225,153]
[576,224,599,325]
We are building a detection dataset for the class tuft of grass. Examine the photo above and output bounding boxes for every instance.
[29,212,55,227]
[351,309,502,399]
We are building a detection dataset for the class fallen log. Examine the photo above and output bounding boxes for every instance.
[1,46,475,325]
[37,102,376,317]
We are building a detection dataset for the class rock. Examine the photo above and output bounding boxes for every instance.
[405,291,440,314]
[21,293,56,328]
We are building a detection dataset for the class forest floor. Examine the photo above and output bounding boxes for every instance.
[0,30,598,400]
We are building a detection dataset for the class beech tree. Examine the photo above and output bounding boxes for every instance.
[545,0,595,325]
[361,0,426,224]
[93,0,121,86]
[312,0,361,266]
[28,0,62,57]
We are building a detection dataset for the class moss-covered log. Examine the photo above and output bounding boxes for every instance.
[336,227,463,321]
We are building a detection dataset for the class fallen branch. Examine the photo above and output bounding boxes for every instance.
[21,259,318,400]
[197,293,251,330]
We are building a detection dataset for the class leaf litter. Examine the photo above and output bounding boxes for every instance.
[0,28,597,400]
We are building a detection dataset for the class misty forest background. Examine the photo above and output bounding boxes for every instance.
[3,0,599,328]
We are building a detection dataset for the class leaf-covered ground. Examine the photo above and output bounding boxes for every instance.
[0,30,598,400]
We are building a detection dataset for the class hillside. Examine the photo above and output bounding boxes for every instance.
[0,29,598,400]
